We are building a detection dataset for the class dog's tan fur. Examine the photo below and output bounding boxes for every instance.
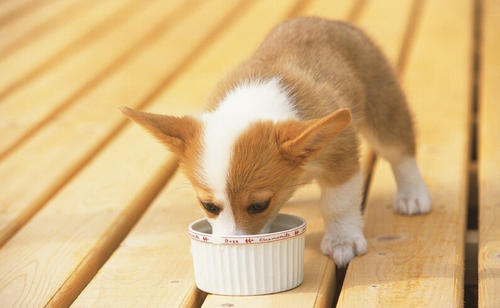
[122,17,427,263]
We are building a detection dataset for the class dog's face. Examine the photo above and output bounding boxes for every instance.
[121,107,350,235]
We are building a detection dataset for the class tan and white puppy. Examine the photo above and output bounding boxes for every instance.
[121,17,431,266]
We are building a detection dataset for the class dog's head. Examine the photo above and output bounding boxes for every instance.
[121,106,350,235]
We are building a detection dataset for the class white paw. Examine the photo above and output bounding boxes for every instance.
[393,183,431,215]
[321,234,367,267]
[392,157,432,215]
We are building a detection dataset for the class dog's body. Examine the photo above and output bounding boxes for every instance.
[122,17,431,266]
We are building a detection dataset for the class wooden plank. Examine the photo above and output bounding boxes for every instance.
[0,0,191,246]
[0,0,135,97]
[338,0,472,307]
[0,1,244,306]
[0,0,80,57]
[0,0,233,246]
[0,0,44,27]
[478,0,500,307]
[0,0,185,159]
[202,1,414,308]
[73,0,345,306]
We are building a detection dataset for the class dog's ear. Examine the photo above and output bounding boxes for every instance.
[276,108,351,165]
[120,106,199,155]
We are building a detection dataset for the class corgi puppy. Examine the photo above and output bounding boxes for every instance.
[121,17,431,266]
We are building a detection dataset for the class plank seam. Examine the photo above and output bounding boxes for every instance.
[313,260,336,308]
[0,0,198,162]
[0,0,48,28]
[0,0,205,247]
[0,0,141,101]
[130,0,256,114]
[395,0,427,75]
[0,0,90,59]
[464,0,482,306]
[347,0,368,24]
[284,0,315,19]
[44,159,180,307]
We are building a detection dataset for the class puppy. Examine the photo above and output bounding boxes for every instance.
[121,17,431,266]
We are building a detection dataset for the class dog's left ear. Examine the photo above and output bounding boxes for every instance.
[120,106,199,155]
[276,108,351,165]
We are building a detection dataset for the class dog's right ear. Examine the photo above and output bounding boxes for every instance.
[120,106,199,155]
[276,108,351,165]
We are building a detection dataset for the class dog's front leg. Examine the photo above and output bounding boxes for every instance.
[319,171,367,267]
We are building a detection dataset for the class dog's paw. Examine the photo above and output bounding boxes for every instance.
[321,234,367,267]
[393,183,431,215]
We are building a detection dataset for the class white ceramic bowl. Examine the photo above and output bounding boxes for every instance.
[188,213,306,295]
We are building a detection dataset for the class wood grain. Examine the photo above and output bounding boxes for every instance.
[0,0,195,247]
[478,0,500,307]
[338,0,472,307]
[0,0,133,96]
[0,0,190,159]
[0,0,80,56]
[0,0,46,27]
[0,0,160,158]
[0,0,484,306]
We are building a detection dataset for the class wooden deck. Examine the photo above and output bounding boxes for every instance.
[0,0,497,307]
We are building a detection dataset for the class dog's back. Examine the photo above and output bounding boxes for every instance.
[208,17,415,159]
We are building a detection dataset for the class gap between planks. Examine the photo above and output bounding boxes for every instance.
[0,0,138,100]
[0,0,84,59]
[0,0,48,28]
[0,0,201,247]
[0,0,197,161]
[463,0,482,305]
[0,0,252,248]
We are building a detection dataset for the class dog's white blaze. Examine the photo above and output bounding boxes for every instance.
[208,193,243,235]
[199,78,297,234]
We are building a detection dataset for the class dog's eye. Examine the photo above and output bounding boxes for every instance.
[201,201,221,215]
[247,199,270,214]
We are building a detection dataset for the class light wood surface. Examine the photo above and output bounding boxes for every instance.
[478,0,500,307]
[0,0,159,158]
[0,0,44,26]
[0,0,79,56]
[0,0,132,96]
[0,0,197,247]
[0,0,488,306]
[338,0,472,307]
